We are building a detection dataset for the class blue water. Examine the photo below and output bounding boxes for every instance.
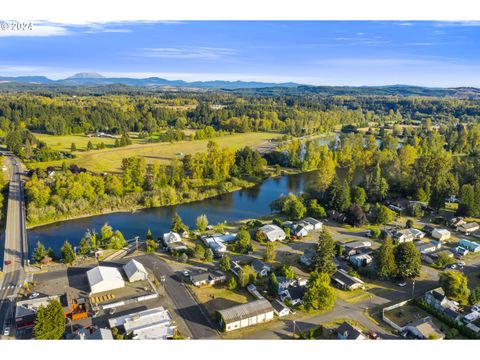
[27,171,319,257]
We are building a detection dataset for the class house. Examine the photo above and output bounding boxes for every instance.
[331,269,364,291]
[87,266,125,295]
[448,217,466,229]
[271,299,290,317]
[73,327,114,340]
[415,241,440,255]
[123,259,148,282]
[251,259,271,277]
[335,321,366,340]
[217,299,275,332]
[292,223,309,237]
[299,248,316,268]
[394,228,425,243]
[349,253,372,267]
[162,231,187,251]
[453,246,469,256]
[296,220,314,231]
[276,276,296,292]
[432,228,451,242]
[431,249,455,260]
[458,238,480,252]
[108,307,176,340]
[402,317,445,340]
[179,229,189,238]
[304,217,323,230]
[279,284,305,306]
[457,222,479,235]
[163,231,181,245]
[343,241,372,256]
[258,224,286,242]
[190,270,226,287]
[424,288,460,313]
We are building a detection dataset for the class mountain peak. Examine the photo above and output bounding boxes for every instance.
[68,72,105,79]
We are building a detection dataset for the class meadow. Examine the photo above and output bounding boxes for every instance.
[32,132,281,173]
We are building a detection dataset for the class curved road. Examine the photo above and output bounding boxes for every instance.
[0,152,28,336]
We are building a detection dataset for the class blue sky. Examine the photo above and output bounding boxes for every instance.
[1,21,480,86]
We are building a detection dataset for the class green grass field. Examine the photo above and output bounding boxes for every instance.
[33,133,144,152]
[31,132,281,173]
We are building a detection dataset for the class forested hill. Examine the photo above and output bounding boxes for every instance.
[0,74,479,98]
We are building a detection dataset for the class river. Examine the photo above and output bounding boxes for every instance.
[27,171,320,257]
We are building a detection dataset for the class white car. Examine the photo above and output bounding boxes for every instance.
[450,264,457,270]
[3,327,10,336]
[28,292,40,299]
[472,305,480,312]
[398,282,407,287]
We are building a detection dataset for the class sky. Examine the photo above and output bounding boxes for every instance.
[0,20,480,87]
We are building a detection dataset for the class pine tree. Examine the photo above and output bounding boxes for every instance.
[313,230,336,275]
[376,236,395,279]
[78,238,91,256]
[32,241,47,263]
[61,240,76,264]
[268,272,279,296]
[227,276,237,290]
[33,300,66,339]
[219,255,231,272]
[171,212,186,233]
[263,242,276,262]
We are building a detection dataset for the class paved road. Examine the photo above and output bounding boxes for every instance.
[136,254,219,339]
[0,152,28,336]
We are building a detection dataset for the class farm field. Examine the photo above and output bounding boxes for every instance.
[31,131,281,173]
[33,132,144,152]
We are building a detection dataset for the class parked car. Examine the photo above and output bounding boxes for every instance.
[3,327,10,336]
[183,270,190,277]
[28,292,40,299]
[450,264,457,270]
[109,308,116,315]
[471,305,480,312]
[398,282,407,287]
[4,260,11,266]
[368,330,381,340]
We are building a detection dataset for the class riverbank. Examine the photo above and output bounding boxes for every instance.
[26,166,303,230]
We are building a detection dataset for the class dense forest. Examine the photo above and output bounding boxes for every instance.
[0,88,479,225]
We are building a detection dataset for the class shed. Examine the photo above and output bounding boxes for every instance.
[123,259,148,282]
[217,299,274,332]
[431,228,451,241]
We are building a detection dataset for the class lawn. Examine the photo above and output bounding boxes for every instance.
[31,132,281,173]
[335,288,372,304]
[190,284,253,318]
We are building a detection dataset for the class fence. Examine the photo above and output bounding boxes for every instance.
[382,299,410,331]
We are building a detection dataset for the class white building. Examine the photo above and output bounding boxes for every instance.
[258,224,286,242]
[432,228,451,242]
[108,307,176,340]
[304,217,323,230]
[87,266,125,294]
[217,299,275,332]
[163,232,181,244]
[123,259,148,282]
[458,222,480,235]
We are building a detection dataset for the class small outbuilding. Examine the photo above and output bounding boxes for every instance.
[431,228,451,242]
[123,259,148,282]
[217,299,274,332]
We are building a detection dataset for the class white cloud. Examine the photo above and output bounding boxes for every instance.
[128,46,238,60]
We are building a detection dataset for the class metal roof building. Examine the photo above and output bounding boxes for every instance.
[217,299,274,332]
[87,266,125,294]
[123,259,148,282]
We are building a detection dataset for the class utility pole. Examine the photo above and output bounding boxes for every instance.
[411,280,415,299]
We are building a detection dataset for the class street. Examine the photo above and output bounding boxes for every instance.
[0,152,28,336]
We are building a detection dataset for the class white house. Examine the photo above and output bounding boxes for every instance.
[87,266,125,294]
[304,217,323,230]
[123,259,148,282]
[432,228,451,242]
[217,299,275,332]
[258,224,286,242]
[163,232,181,244]
[271,299,290,317]
[458,222,480,235]
[292,224,309,237]
[190,270,226,287]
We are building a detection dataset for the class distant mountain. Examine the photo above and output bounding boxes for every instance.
[0,73,479,98]
[67,72,105,79]
[0,73,301,89]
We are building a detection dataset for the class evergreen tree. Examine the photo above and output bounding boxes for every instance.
[196,214,209,232]
[352,186,367,206]
[78,238,91,256]
[204,248,214,262]
[61,240,76,265]
[70,142,77,152]
[219,255,231,272]
[394,242,421,279]
[376,236,395,279]
[326,179,351,212]
[268,272,279,296]
[33,300,66,339]
[263,242,276,262]
[227,276,237,290]
[32,241,47,263]
[171,212,186,233]
[313,230,336,275]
